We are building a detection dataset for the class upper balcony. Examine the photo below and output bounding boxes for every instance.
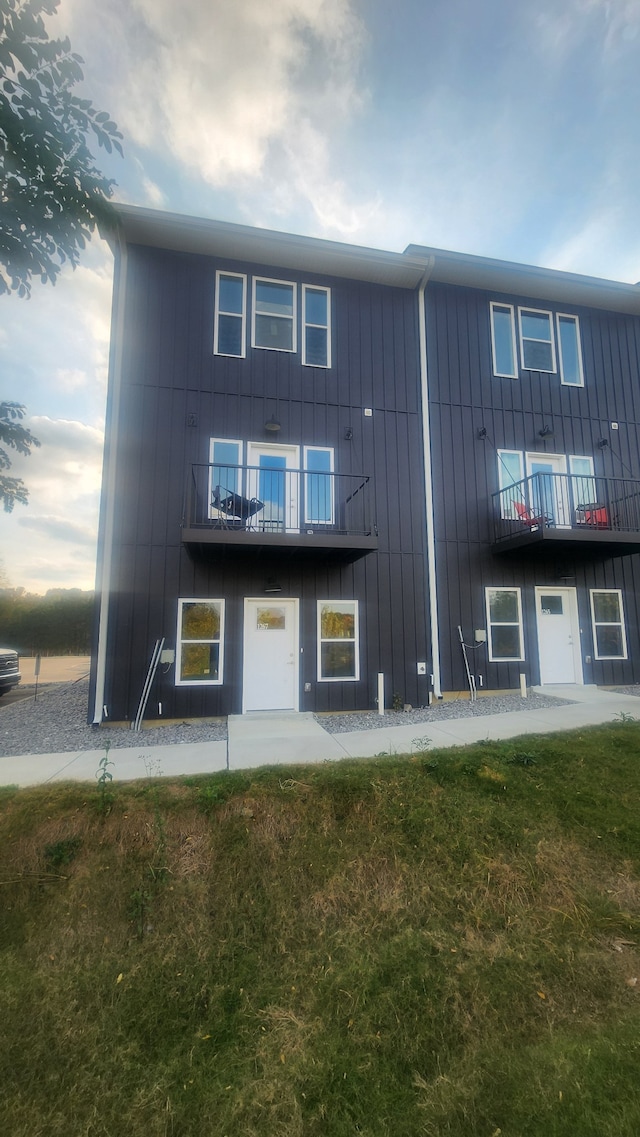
[492,472,640,555]
[182,462,378,561]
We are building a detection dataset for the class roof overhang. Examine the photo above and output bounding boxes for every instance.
[404,243,640,315]
[112,204,429,289]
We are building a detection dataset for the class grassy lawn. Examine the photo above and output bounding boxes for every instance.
[1,722,640,1136]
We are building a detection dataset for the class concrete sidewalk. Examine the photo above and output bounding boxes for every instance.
[1,685,639,789]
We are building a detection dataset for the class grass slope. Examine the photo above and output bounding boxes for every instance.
[1,723,640,1136]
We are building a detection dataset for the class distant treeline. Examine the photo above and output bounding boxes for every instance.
[0,589,94,655]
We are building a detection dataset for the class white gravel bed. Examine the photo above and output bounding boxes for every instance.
[0,680,575,757]
[0,679,227,757]
[315,691,575,734]
[610,686,640,698]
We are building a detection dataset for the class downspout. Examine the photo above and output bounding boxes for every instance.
[91,230,128,724]
[417,257,442,698]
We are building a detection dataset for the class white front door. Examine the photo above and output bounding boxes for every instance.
[242,598,299,711]
[246,442,300,532]
[535,587,583,684]
[526,453,570,527]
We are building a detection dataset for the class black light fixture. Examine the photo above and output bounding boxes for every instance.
[538,424,554,438]
[264,414,281,433]
[477,427,487,440]
[344,427,353,440]
[597,437,609,448]
[264,578,282,594]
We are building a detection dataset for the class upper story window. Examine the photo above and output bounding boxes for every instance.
[252,278,296,352]
[490,303,584,387]
[556,314,584,386]
[214,272,246,357]
[490,302,518,378]
[518,309,556,372]
[302,285,331,368]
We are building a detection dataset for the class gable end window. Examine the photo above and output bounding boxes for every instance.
[302,285,331,367]
[176,599,225,685]
[557,314,584,386]
[590,589,627,660]
[252,278,296,352]
[490,302,518,378]
[214,272,246,357]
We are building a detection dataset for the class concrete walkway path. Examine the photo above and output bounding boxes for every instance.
[1,685,639,789]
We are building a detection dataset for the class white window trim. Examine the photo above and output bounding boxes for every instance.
[303,445,334,525]
[252,276,297,353]
[490,301,518,378]
[485,587,525,662]
[176,598,225,686]
[302,284,331,368]
[556,312,585,387]
[590,589,628,661]
[208,438,243,518]
[214,271,246,358]
[317,600,360,682]
[518,307,557,373]
[497,449,524,519]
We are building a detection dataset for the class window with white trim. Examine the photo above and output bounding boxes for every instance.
[176,599,225,684]
[214,272,246,357]
[304,446,334,524]
[568,454,595,507]
[497,449,525,519]
[557,314,584,386]
[590,590,627,660]
[490,302,518,378]
[486,587,524,661]
[302,285,331,367]
[317,600,359,681]
[252,278,296,352]
[519,308,556,372]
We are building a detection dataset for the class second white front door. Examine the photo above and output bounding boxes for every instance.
[535,587,583,684]
[242,598,299,711]
[246,442,300,532]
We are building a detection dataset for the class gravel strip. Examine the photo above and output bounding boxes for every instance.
[609,686,640,698]
[0,679,575,757]
[315,691,575,734]
[0,680,227,757]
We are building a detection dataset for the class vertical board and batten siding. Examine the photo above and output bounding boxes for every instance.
[97,243,431,721]
[426,280,640,692]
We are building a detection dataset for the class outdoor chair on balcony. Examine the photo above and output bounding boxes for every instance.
[575,503,610,529]
[211,485,264,529]
[513,500,553,530]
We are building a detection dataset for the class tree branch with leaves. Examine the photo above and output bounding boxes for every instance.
[0,0,123,296]
[0,401,40,510]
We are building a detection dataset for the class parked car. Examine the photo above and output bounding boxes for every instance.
[0,648,21,695]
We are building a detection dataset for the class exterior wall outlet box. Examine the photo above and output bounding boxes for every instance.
[304,681,312,692]
[364,407,373,417]
[416,661,426,674]
[611,422,619,429]
[160,649,175,664]
[474,629,487,643]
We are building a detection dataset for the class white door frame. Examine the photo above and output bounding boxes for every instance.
[534,586,583,685]
[242,597,300,712]
[246,441,300,532]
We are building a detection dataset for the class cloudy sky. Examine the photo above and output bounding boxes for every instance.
[2,0,640,593]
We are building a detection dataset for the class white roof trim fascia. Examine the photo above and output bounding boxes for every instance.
[404,244,640,315]
[112,204,429,289]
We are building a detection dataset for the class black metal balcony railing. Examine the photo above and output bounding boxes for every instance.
[183,462,376,539]
[493,472,640,548]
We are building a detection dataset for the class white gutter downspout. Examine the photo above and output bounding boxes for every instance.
[91,232,128,724]
[417,257,442,699]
